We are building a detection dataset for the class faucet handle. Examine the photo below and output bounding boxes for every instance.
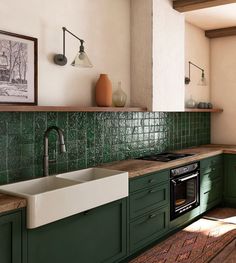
[49,150,57,163]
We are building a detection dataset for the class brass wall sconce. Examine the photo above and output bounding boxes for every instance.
[185,61,207,86]
[54,27,92,68]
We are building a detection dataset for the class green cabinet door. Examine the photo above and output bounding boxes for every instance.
[129,206,169,253]
[224,154,236,205]
[0,211,22,263]
[27,198,127,263]
[200,178,222,213]
[200,155,223,213]
[129,182,169,219]
[129,169,170,254]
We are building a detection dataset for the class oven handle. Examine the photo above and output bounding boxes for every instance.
[176,172,199,183]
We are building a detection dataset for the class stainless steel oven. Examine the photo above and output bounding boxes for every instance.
[170,162,200,220]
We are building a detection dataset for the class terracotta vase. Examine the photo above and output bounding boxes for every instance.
[95,74,112,107]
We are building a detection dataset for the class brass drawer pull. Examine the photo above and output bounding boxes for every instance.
[149,189,158,194]
[149,179,156,184]
[149,214,157,219]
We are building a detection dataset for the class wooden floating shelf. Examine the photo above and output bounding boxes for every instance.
[0,105,147,112]
[173,0,236,13]
[185,108,223,113]
[205,26,236,39]
[0,106,223,113]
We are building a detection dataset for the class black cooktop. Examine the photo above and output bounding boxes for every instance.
[137,152,195,162]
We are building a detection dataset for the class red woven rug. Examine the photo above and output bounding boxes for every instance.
[130,218,236,263]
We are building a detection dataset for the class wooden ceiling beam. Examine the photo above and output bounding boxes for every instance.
[173,0,236,12]
[205,26,236,38]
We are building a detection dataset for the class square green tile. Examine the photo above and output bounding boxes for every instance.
[0,111,211,183]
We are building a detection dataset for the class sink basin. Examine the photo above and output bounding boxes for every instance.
[57,167,125,182]
[0,176,79,195]
[0,168,128,229]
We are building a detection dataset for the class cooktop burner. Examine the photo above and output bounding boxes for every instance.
[137,152,195,162]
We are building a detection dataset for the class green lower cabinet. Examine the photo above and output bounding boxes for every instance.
[200,165,223,186]
[200,155,223,214]
[200,178,222,213]
[224,154,236,205]
[200,155,223,174]
[129,206,169,253]
[129,182,169,220]
[128,169,170,254]
[2,155,233,263]
[0,210,22,263]
[129,170,169,193]
[27,198,127,263]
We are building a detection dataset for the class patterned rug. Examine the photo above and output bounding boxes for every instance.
[130,218,236,263]
[204,208,236,225]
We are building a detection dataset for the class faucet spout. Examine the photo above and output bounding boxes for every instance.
[43,126,66,176]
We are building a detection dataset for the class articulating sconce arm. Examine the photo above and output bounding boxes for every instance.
[54,27,85,66]
[185,61,205,85]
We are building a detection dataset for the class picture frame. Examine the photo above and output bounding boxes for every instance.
[0,30,38,105]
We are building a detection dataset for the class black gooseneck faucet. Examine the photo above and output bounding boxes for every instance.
[43,126,66,176]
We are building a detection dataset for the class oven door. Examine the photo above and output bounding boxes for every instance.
[171,172,200,220]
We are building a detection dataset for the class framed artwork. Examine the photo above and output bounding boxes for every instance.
[0,30,38,105]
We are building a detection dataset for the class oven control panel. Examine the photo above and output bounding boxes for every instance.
[171,162,199,177]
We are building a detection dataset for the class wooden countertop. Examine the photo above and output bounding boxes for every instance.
[1,144,236,214]
[101,144,236,179]
[199,144,236,154]
[0,194,26,214]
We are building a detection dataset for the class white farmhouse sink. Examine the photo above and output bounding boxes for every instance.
[57,168,125,182]
[0,168,128,229]
[0,176,79,195]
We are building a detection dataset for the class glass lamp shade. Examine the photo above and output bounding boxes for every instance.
[198,76,207,86]
[71,51,93,68]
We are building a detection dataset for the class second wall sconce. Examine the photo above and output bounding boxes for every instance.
[54,27,93,68]
[185,61,207,86]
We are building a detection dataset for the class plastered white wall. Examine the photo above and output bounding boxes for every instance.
[185,22,210,105]
[211,36,236,144]
[131,0,185,112]
[0,0,130,106]
[130,0,153,110]
[153,0,185,112]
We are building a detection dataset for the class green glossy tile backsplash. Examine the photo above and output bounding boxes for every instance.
[0,111,210,184]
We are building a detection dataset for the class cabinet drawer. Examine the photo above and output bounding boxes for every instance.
[223,154,236,204]
[200,179,222,213]
[129,206,169,253]
[130,182,169,219]
[201,155,222,172]
[201,165,223,185]
[129,170,169,193]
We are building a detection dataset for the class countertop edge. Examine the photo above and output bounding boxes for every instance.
[0,194,27,215]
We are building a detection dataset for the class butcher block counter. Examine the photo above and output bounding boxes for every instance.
[101,144,236,179]
[1,144,236,214]
[0,193,26,214]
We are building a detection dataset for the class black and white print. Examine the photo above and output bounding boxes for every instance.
[0,31,37,105]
